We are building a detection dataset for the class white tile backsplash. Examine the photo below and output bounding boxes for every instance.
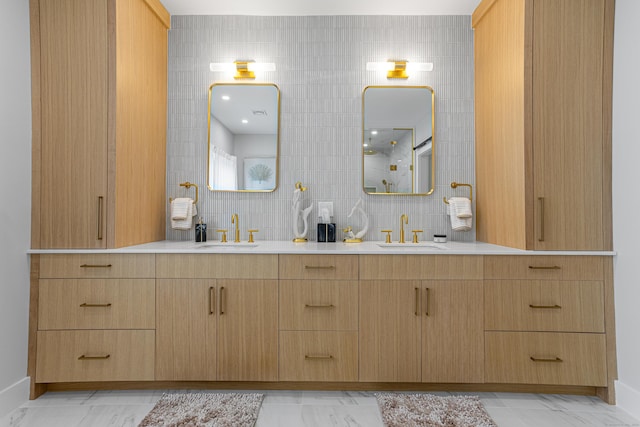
[166,15,475,243]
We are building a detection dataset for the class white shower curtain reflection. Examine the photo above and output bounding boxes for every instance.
[209,145,237,190]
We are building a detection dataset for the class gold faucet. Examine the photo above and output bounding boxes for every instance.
[399,214,408,243]
[232,213,240,242]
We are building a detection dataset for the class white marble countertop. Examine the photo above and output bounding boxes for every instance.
[28,240,616,256]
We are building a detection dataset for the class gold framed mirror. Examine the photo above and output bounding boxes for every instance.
[207,83,280,192]
[362,86,435,195]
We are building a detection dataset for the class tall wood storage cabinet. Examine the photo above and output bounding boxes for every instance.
[473,0,614,251]
[30,0,169,249]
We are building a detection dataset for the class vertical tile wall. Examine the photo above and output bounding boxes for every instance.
[167,15,475,242]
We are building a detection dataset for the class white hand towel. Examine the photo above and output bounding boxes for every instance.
[449,197,473,219]
[171,198,197,230]
[171,198,192,220]
[448,203,472,232]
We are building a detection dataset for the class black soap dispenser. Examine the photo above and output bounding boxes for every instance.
[195,217,207,242]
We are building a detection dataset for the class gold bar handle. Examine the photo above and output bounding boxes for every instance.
[414,287,420,316]
[78,354,111,360]
[97,196,104,240]
[304,265,336,270]
[305,354,334,360]
[219,286,225,315]
[305,304,335,308]
[80,303,112,308]
[538,197,545,242]
[80,264,112,268]
[528,266,561,270]
[529,304,562,309]
[530,356,563,363]
[425,287,430,316]
[209,286,215,315]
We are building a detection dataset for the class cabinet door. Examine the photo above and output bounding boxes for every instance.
[217,280,278,381]
[422,281,484,383]
[532,0,606,250]
[359,280,421,382]
[38,0,108,248]
[156,279,216,380]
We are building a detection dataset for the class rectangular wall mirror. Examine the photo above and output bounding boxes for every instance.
[207,83,280,192]
[362,86,435,195]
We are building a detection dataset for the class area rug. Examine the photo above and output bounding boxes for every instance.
[375,393,497,427]
[138,392,264,427]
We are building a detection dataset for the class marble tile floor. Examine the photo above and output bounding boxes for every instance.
[2,389,639,427]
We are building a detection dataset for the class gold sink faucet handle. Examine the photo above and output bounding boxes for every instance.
[216,229,228,243]
[247,229,259,243]
[232,213,240,242]
[381,230,393,244]
[399,214,408,243]
[412,230,423,243]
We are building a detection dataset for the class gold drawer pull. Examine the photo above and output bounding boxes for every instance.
[220,286,225,315]
[415,287,420,316]
[424,287,430,316]
[209,286,215,315]
[304,265,336,270]
[305,354,334,360]
[80,303,112,308]
[78,354,111,360]
[528,265,561,270]
[80,264,113,268]
[530,356,563,363]
[529,304,562,309]
[305,304,335,308]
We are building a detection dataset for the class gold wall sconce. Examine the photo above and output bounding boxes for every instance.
[366,60,434,79]
[209,60,276,80]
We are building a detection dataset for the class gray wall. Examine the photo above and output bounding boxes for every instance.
[167,15,475,242]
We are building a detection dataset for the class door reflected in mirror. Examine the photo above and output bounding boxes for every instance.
[207,83,280,192]
[362,86,435,195]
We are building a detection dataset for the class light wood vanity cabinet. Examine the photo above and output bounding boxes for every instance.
[34,254,156,383]
[278,255,359,382]
[155,254,278,382]
[473,0,614,251]
[483,256,609,389]
[359,255,485,384]
[30,0,169,249]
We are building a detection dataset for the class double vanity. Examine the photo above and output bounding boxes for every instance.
[28,241,616,404]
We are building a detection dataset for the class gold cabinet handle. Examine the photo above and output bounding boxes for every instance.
[538,197,545,242]
[79,303,112,308]
[80,264,112,268]
[528,265,561,270]
[424,287,430,316]
[304,304,335,308]
[219,286,225,315]
[97,196,104,240]
[304,265,336,270]
[305,354,334,360]
[78,354,111,360]
[530,356,563,363]
[209,286,215,315]
[414,287,420,316]
[529,304,562,309]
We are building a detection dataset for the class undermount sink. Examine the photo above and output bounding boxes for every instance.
[195,242,259,249]
[375,242,447,250]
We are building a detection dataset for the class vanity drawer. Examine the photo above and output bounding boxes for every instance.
[279,331,358,381]
[156,254,278,279]
[359,255,483,280]
[279,280,358,331]
[38,279,155,330]
[279,255,358,280]
[39,254,155,279]
[35,330,155,382]
[484,256,604,281]
[485,331,607,386]
[485,280,604,332]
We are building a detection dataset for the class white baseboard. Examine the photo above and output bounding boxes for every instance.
[616,380,640,421]
[0,377,29,420]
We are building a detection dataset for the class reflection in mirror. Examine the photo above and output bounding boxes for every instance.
[207,83,280,192]
[362,86,434,195]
